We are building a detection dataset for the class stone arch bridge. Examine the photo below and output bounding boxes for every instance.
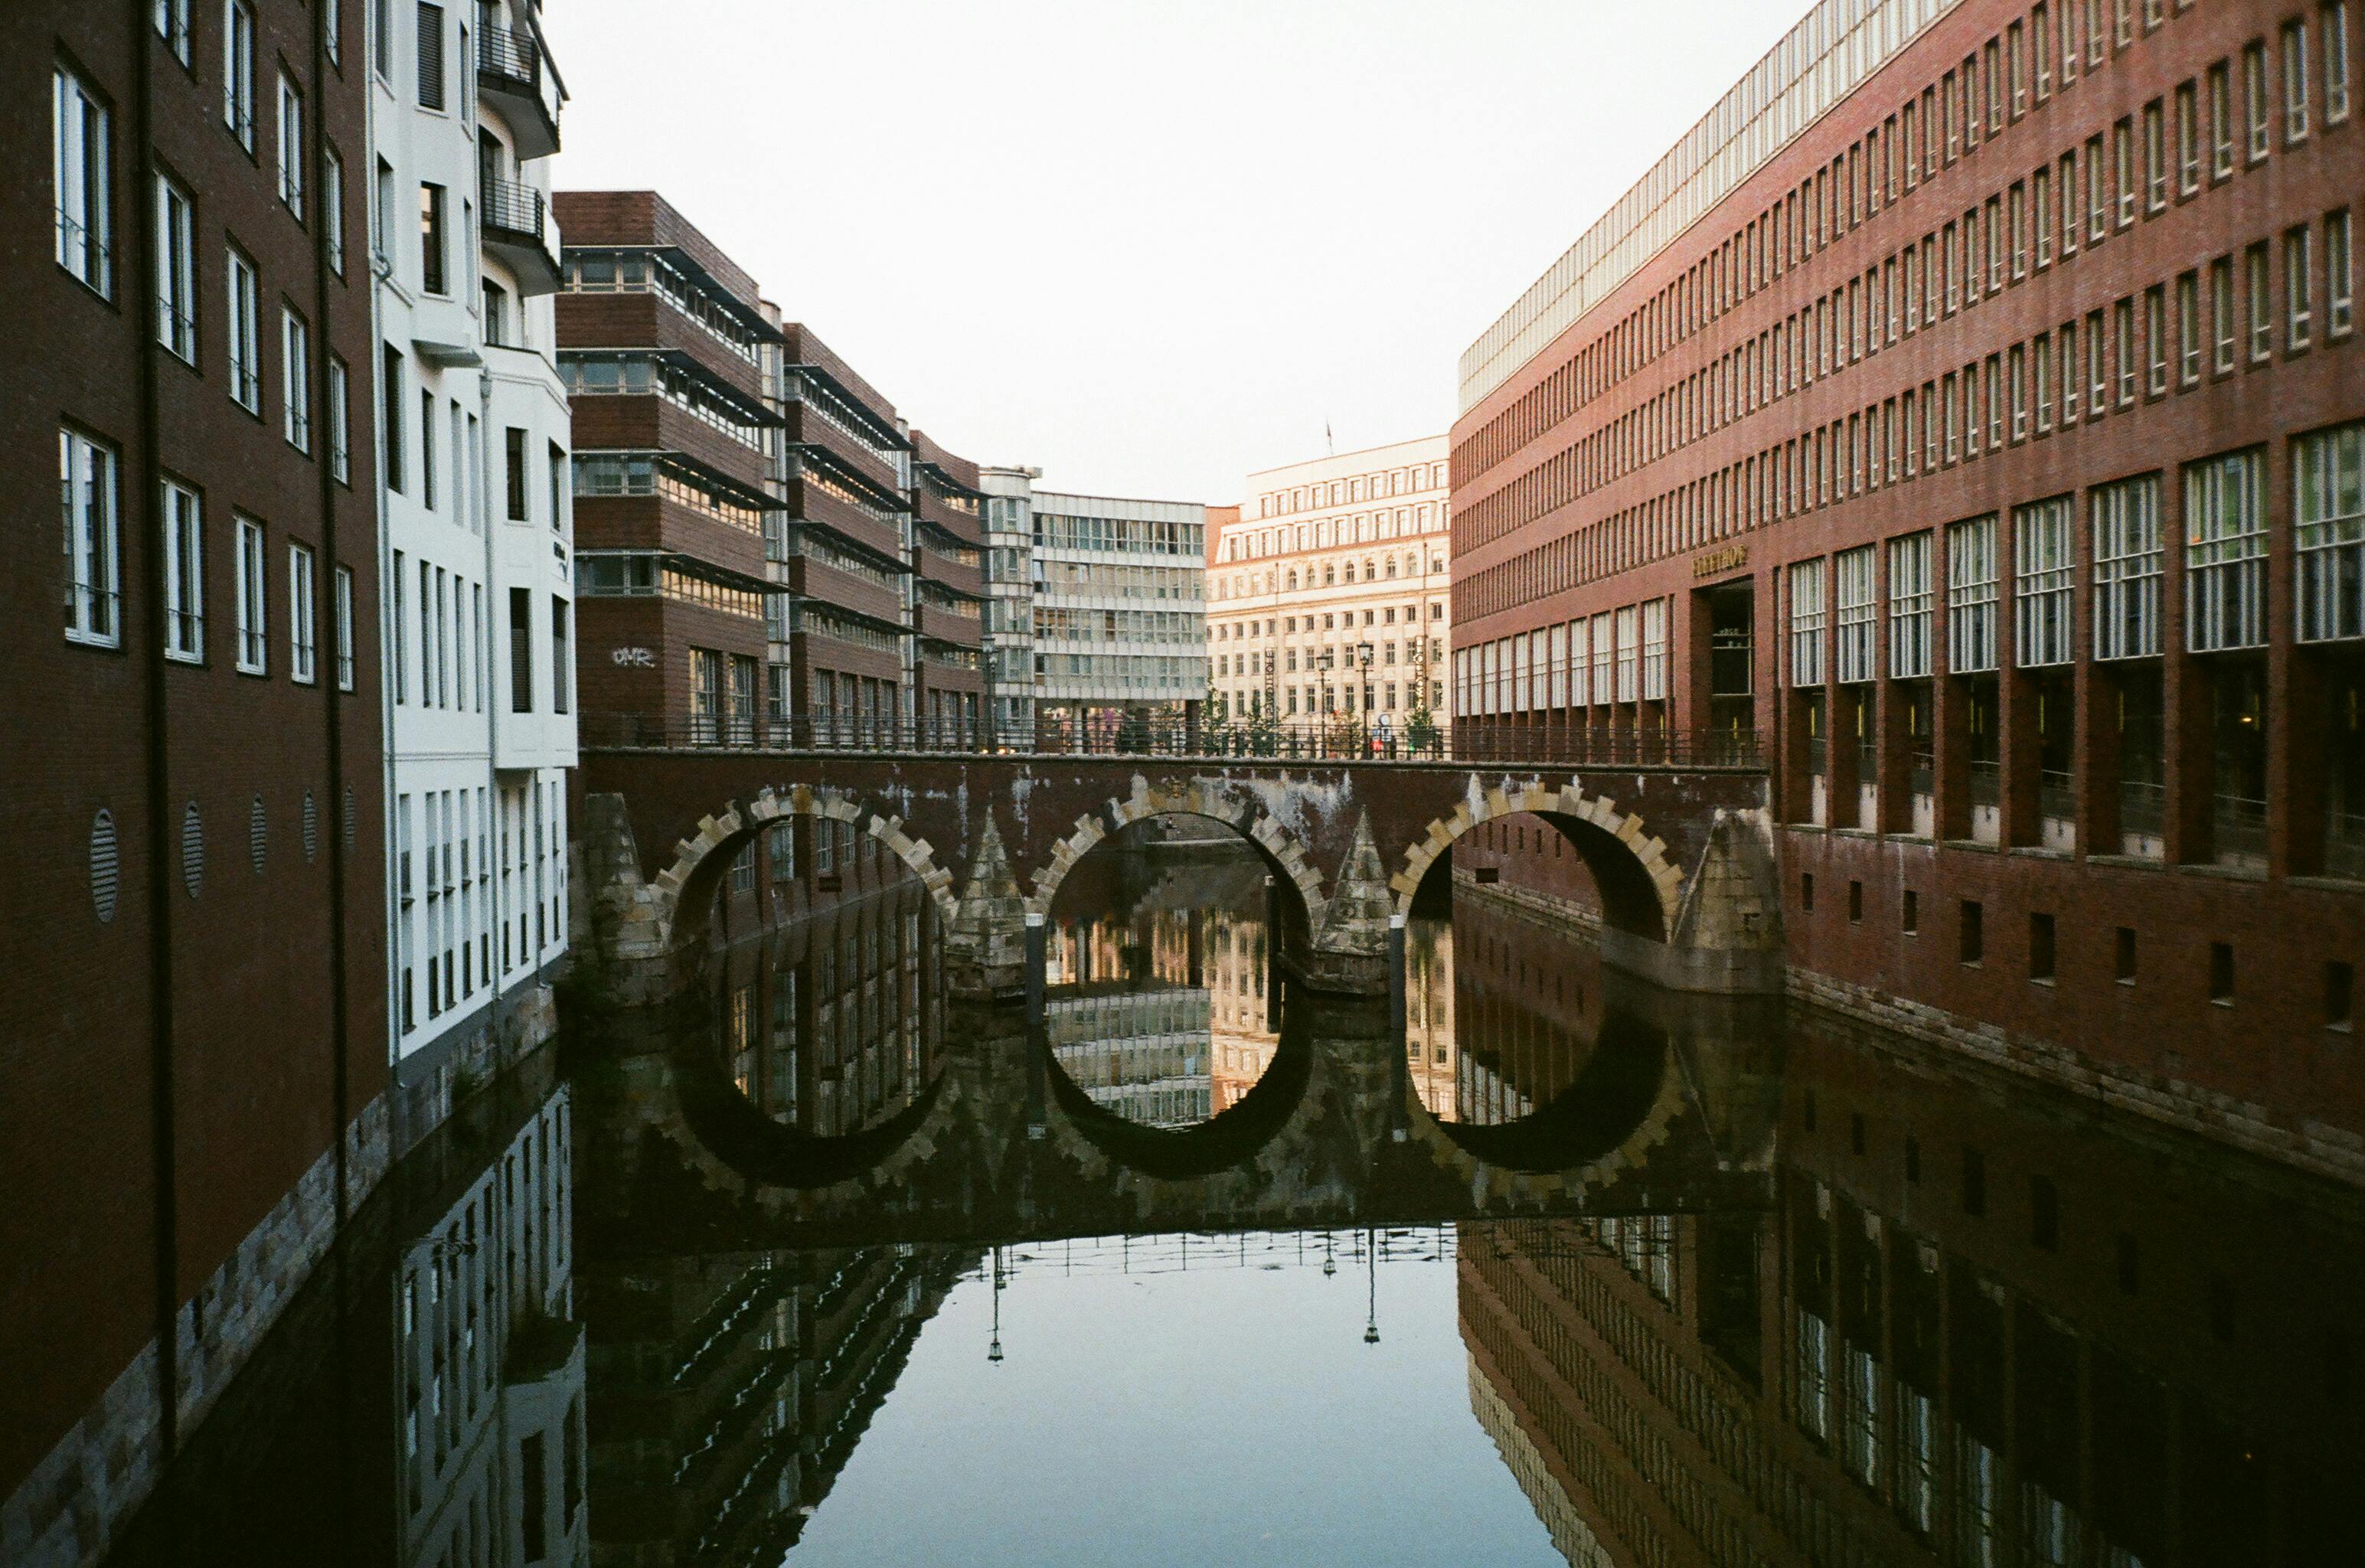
[575,749,1780,1004]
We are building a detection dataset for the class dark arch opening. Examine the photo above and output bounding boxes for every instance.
[1432,1003,1669,1174]
[1043,808,1317,963]
[666,800,945,955]
[1408,808,1668,943]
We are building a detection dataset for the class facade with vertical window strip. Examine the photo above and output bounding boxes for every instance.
[1451,0,2365,1166]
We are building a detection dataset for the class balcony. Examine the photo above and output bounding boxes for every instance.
[477,24,561,160]
[480,175,560,296]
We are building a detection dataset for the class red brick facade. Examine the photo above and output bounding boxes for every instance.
[3,0,384,1527]
[1452,0,2365,1145]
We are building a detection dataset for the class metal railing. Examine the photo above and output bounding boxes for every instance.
[2118,779,2166,840]
[579,710,1764,767]
[2038,769,2076,825]
[2212,793,2269,866]
[479,175,547,246]
[477,23,561,142]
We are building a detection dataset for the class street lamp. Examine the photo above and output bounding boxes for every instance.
[1354,642,1374,753]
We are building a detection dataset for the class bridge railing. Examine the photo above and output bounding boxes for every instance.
[578,710,1763,769]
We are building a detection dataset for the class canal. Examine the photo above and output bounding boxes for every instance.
[103,838,2363,1566]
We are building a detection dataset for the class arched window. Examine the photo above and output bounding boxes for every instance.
[1385,557,1398,579]
[1285,568,1298,591]
[1324,564,1336,586]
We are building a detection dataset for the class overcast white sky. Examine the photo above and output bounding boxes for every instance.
[552,1,1805,503]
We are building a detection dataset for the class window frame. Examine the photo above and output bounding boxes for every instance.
[234,514,269,674]
[61,426,122,650]
[53,63,113,299]
[162,475,205,663]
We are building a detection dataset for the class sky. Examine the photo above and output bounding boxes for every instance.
[551,1,1808,504]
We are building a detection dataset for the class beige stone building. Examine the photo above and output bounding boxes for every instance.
[1207,436,1452,739]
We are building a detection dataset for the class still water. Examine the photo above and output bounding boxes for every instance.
[106,842,2364,1566]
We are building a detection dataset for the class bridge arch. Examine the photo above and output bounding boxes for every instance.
[652,783,961,953]
[1026,778,1329,945]
[1392,780,1683,943]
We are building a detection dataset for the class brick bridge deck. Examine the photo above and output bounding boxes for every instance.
[575,747,1780,1002]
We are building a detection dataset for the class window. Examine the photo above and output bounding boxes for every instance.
[52,65,112,297]
[550,597,570,714]
[2210,941,2236,1002]
[2210,62,2236,177]
[335,565,355,691]
[227,247,260,412]
[234,515,266,673]
[2246,41,2272,162]
[2144,100,2167,212]
[276,74,303,216]
[1890,532,1934,678]
[282,308,311,451]
[2213,256,2238,371]
[2177,83,2200,196]
[548,440,567,534]
[162,478,204,662]
[382,346,403,493]
[2116,926,2138,982]
[224,0,255,151]
[2187,449,2269,651]
[1948,514,2000,672]
[156,0,191,61]
[60,427,120,648]
[419,183,446,294]
[2288,227,2314,350]
[2286,20,2312,142]
[505,427,528,519]
[2113,117,2136,227]
[2093,475,2164,660]
[416,2,446,111]
[2331,209,2355,338]
[1802,873,1815,913]
[156,174,196,361]
[328,356,351,485]
[2298,422,2365,642]
[323,145,345,275]
[1903,888,1919,933]
[2115,296,2138,407]
[1639,598,1668,701]
[2331,961,2356,1029]
[2145,286,2168,397]
[2249,243,2274,362]
[1788,560,1827,687]
[1960,900,1985,966]
[508,588,533,711]
[2014,498,2075,667]
[2177,272,2202,385]
[2331,2,2354,122]
[289,541,316,684]
[2030,913,2057,982]
[419,390,435,510]
[1835,547,1876,683]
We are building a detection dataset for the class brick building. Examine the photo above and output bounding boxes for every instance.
[4,2,386,1559]
[1451,0,2365,1155]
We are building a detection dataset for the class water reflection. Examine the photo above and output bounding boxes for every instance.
[100,885,2365,1568]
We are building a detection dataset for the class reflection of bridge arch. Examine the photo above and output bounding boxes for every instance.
[648,783,960,954]
[1392,781,1684,943]
[1042,1016,1317,1184]
[1027,779,1328,948]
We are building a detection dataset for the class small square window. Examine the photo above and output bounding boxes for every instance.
[2209,941,2235,1002]
[1960,899,1985,965]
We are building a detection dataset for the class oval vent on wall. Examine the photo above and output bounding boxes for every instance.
[249,795,267,874]
[181,802,204,898]
[302,791,319,861]
[90,808,119,923]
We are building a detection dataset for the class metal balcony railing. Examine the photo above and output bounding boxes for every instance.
[480,175,546,246]
[477,24,561,155]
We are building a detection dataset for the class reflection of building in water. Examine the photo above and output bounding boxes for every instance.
[1466,1354,1613,1568]
[1207,907,1279,1116]
[396,1089,586,1568]
[1044,904,1197,990]
[1047,992,1213,1129]
[1460,1021,2365,1567]
[580,1246,967,1566]
[720,884,939,1137]
[1416,901,1603,1126]
[1404,921,1458,1118]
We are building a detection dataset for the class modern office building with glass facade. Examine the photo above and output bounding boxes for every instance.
[1451,0,2365,1153]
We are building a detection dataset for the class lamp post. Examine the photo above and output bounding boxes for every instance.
[1354,641,1374,755]
[1363,1226,1380,1345]
[988,1243,1006,1364]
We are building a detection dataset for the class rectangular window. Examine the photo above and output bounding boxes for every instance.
[1961,900,1985,966]
[2186,449,2269,651]
[156,0,191,60]
[60,427,121,648]
[2146,286,2169,396]
[155,175,198,361]
[289,541,316,684]
[282,308,311,452]
[509,587,534,711]
[2093,475,2165,660]
[1949,514,2001,673]
[506,427,528,520]
[2177,272,2202,386]
[335,564,355,691]
[1615,605,1640,703]
[1788,560,1828,687]
[2297,421,2365,642]
[328,355,351,485]
[2115,296,2138,406]
[2331,208,2355,338]
[420,390,436,511]
[2331,2,2354,122]
[2030,914,2057,982]
[2014,498,2075,667]
[162,478,204,662]
[416,2,446,111]
[419,183,446,294]
[2288,227,2315,350]
[1835,547,1876,684]
[2246,41,2272,161]
[548,439,566,534]
[2287,20,2313,142]
[276,74,303,216]
[2213,256,2238,371]
[54,66,113,298]
[323,145,345,275]
[224,0,255,150]
[2144,100,2167,212]
[227,247,260,411]
[2177,82,2201,196]
[1889,532,1934,678]
[2114,117,2136,227]
[550,596,570,714]
[2211,62,2236,177]
[2249,243,2275,362]
[234,515,267,673]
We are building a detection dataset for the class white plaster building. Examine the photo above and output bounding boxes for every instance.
[1208,436,1452,740]
[370,0,576,1139]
